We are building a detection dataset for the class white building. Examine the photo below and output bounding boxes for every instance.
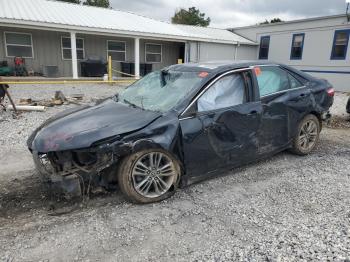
[0,0,256,79]
[231,14,350,92]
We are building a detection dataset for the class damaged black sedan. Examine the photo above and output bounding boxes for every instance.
[27,61,334,203]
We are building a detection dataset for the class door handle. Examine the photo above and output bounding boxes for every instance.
[248,110,258,115]
[291,93,307,102]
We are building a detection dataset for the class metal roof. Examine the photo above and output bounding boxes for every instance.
[230,14,347,30]
[0,0,256,45]
[175,24,255,45]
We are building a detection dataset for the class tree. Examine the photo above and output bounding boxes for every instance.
[270,18,283,23]
[57,0,81,3]
[259,18,283,25]
[172,7,210,27]
[57,0,111,7]
[83,0,110,8]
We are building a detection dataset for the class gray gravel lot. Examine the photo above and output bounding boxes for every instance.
[0,83,125,150]
[0,84,350,261]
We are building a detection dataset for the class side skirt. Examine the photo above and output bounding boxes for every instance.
[179,144,291,188]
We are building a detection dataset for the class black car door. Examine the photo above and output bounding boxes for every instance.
[179,70,262,177]
[254,65,310,155]
[283,71,312,140]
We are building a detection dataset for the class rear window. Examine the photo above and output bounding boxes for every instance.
[288,74,304,89]
[283,68,308,85]
[256,66,290,96]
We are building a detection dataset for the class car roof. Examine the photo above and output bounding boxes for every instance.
[168,60,278,73]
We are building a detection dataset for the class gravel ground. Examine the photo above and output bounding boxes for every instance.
[328,92,350,128]
[0,83,125,151]
[0,85,350,261]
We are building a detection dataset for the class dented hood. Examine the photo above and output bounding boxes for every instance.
[29,98,161,153]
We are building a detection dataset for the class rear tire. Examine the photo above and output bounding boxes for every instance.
[290,114,320,155]
[117,149,181,204]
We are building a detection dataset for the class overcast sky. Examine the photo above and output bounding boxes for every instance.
[110,0,348,28]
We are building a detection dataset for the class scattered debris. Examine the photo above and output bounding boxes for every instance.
[16,91,85,109]
[53,99,64,106]
[47,204,80,216]
[7,105,46,112]
[71,94,84,100]
[19,98,33,105]
[54,90,67,103]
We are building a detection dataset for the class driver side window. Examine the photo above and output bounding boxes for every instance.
[197,73,246,112]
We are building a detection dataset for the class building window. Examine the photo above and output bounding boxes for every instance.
[331,30,350,60]
[290,33,305,60]
[107,41,126,61]
[61,37,85,60]
[4,32,33,58]
[145,43,162,63]
[259,36,270,60]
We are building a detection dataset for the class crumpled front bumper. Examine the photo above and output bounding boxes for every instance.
[32,147,116,198]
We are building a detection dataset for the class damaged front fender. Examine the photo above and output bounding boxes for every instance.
[28,98,162,153]
[31,109,184,198]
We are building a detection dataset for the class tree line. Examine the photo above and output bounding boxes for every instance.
[58,0,110,8]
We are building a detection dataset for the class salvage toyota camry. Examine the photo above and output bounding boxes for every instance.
[27,61,334,203]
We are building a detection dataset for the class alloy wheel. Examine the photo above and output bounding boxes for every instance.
[131,152,177,198]
[298,120,318,151]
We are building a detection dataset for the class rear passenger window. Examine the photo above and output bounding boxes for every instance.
[288,74,304,89]
[197,73,246,112]
[256,66,290,97]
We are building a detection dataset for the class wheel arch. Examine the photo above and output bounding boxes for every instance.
[111,137,184,176]
[308,111,323,131]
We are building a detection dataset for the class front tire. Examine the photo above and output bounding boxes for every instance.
[117,149,181,204]
[290,114,320,155]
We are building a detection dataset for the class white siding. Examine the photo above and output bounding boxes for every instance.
[0,26,184,77]
[186,42,257,62]
[236,45,257,60]
[233,15,350,92]
[188,42,199,62]
[199,42,235,61]
[254,28,350,67]
[233,15,350,42]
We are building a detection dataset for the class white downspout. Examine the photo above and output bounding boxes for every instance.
[134,37,140,79]
[70,31,78,79]
[184,42,189,63]
[234,42,240,60]
[197,42,200,62]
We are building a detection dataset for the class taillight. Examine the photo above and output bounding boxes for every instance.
[327,88,335,97]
